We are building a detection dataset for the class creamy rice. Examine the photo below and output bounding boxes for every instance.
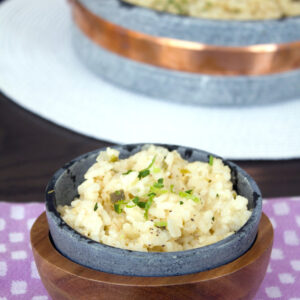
[58,145,251,252]
[123,0,300,20]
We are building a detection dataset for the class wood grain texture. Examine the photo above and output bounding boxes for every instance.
[1,91,300,201]
[31,212,273,300]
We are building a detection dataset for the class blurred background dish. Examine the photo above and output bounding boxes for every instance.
[71,0,300,105]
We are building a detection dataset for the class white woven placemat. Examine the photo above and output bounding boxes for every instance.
[0,0,300,159]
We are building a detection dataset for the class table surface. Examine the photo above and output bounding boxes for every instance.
[1,91,300,202]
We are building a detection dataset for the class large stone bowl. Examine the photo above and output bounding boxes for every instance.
[45,144,262,277]
[70,0,300,106]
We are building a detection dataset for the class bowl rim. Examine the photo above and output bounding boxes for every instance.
[45,143,262,258]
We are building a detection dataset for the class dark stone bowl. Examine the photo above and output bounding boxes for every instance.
[45,144,262,277]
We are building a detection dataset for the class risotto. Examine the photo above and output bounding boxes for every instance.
[122,0,300,20]
[58,145,251,252]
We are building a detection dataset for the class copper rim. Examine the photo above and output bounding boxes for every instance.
[71,0,300,76]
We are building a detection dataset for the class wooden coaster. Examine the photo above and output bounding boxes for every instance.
[31,213,273,300]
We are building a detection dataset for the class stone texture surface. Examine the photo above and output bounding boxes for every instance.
[73,26,300,106]
[78,0,300,46]
[46,144,262,277]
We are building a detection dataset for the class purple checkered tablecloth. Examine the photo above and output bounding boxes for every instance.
[0,198,299,299]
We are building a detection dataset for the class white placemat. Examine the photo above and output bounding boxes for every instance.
[0,0,300,160]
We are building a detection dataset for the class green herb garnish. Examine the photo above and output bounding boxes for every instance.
[209,155,214,166]
[144,193,156,219]
[150,187,168,195]
[114,203,122,214]
[170,184,174,193]
[138,156,156,180]
[147,192,156,198]
[113,199,131,213]
[126,204,136,208]
[180,201,184,205]
[115,199,128,205]
[185,190,193,194]
[138,169,150,179]
[216,193,219,198]
[150,178,168,195]
[94,203,98,211]
[212,216,215,221]
[122,170,133,175]
[153,167,161,174]
[154,221,167,228]
[132,197,146,209]
[179,191,200,203]
[153,178,164,188]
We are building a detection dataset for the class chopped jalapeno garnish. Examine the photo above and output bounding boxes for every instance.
[180,168,190,174]
[209,155,214,166]
[110,190,125,203]
[94,203,98,211]
[109,155,118,162]
[154,221,167,228]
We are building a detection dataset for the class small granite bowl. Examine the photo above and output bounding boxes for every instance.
[45,144,262,277]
